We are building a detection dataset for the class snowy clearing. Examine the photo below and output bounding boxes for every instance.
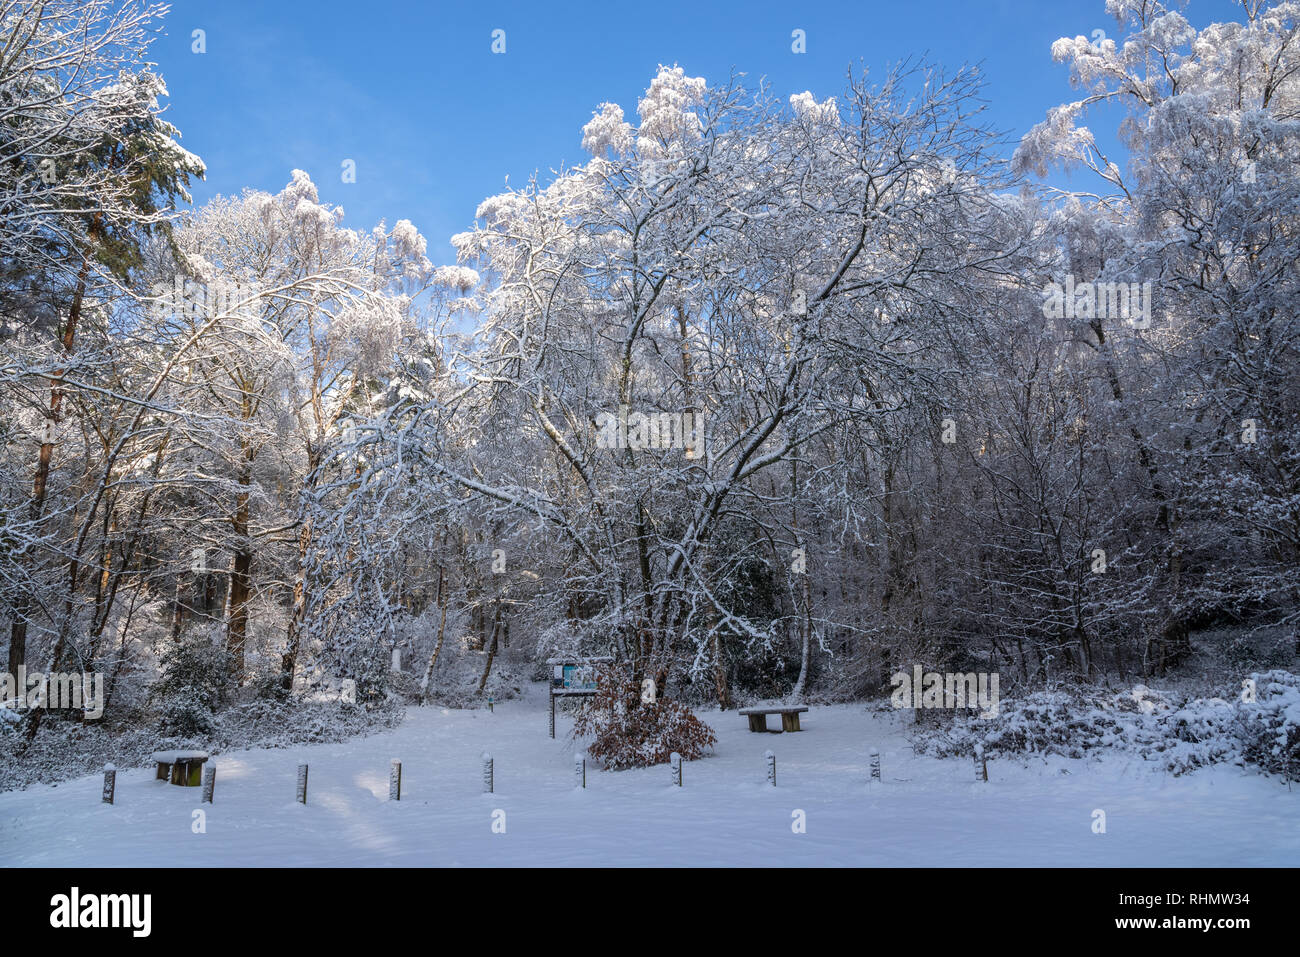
[2,685,1295,867]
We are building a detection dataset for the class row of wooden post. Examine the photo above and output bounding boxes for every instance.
[658,747,985,788]
[100,747,989,804]
[102,763,216,804]
[862,748,989,784]
[304,754,492,804]
[101,756,490,806]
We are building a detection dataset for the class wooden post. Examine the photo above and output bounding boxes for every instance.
[482,752,493,793]
[548,690,555,739]
[670,752,682,787]
[201,764,216,804]
[296,763,309,804]
[974,747,988,782]
[575,753,585,789]
[101,764,115,805]
[765,749,776,786]
[869,748,881,784]
[389,759,402,800]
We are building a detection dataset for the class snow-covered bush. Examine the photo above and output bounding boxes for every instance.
[0,696,404,790]
[572,665,716,769]
[319,615,391,704]
[1144,696,1239,775]
[150,628,234,736]
[1234,670,1300,779]
[210,696,402,748]
[923,687,1132,760]
[1131,673,1300,777]
[919,672,1300,779]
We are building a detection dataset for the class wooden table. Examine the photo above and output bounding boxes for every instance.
[152,750,210,786]
[738,706,809,733]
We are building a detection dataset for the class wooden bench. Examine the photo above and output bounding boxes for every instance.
[738,706,808,733]
[152,750,209,786]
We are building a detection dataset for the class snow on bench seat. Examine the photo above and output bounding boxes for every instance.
[150,750,209,764]
[738,705,809,733]
[737,705,808,715]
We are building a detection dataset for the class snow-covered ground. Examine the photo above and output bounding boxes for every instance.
[2,684,1296,866]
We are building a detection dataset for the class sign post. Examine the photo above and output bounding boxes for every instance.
[545,656,612,738]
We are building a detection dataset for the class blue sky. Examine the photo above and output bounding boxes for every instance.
[155,0,1245,265]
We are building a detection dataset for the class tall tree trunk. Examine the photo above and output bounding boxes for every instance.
[789,451,813,702]
[280,512,313,690]
[87,433,168,663]
[8,250,93,676]
[702,546,732,708]
[226,450,253,680]
[476,601,501,694]
[420,566,448,700]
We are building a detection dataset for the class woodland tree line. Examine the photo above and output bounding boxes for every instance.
[2,0,1297,735]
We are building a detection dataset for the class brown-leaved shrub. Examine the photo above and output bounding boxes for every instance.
[571,665,716,769]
